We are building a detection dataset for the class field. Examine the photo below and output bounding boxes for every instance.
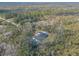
[0,2,79,56]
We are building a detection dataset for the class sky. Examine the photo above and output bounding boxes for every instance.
[0,0,79,2]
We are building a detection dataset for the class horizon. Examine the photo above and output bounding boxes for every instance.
[0,2,79,6]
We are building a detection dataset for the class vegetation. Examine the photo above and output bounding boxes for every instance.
[0,3,79,56]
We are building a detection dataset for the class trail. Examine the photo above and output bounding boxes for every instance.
[0,17,20,27]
